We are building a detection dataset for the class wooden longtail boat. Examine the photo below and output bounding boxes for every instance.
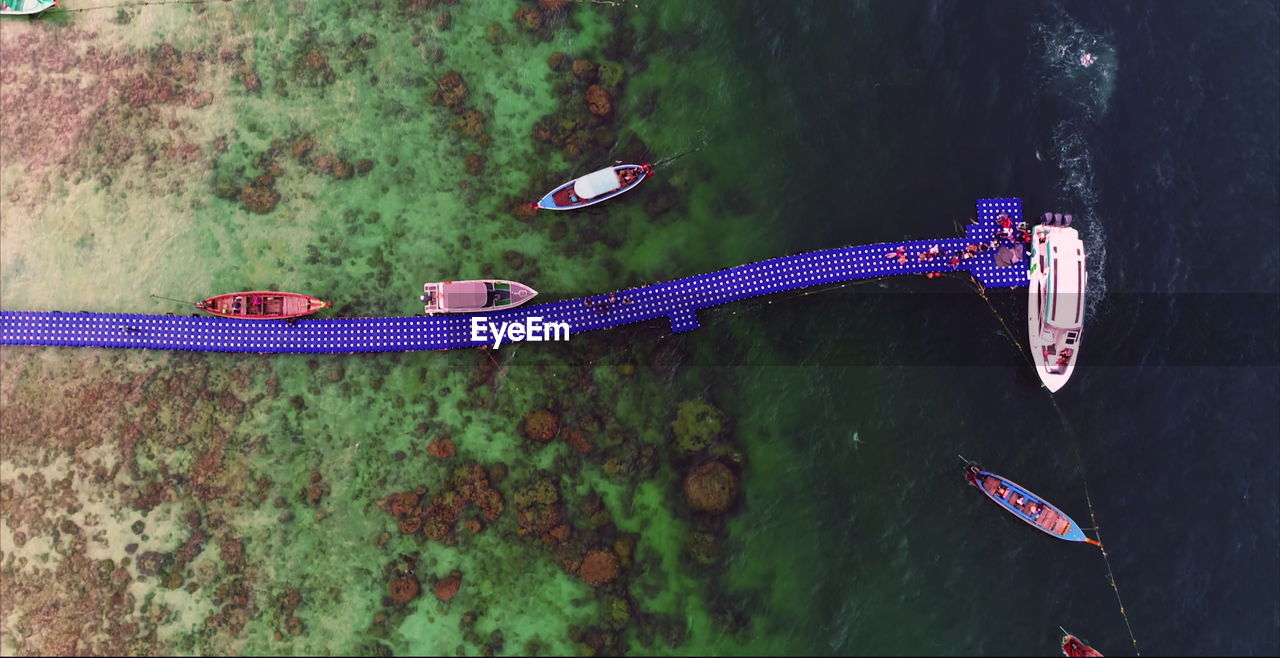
[964,465,1100,545]
[197,292,331,320]
[0,0,57,15]
[535,164,651,210]
[1061,630,1103,656]
[420,280,537,314]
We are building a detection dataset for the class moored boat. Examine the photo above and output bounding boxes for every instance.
[197,292,332,320]
[0,0,57,15]
[964,465,1100,545]
[421,280,537,314]
[1061,630,1103,656]
[1027,212,1086,392]
[535,163,651,210]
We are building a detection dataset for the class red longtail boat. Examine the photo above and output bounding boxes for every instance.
[197,292,331,320]
[1061,630,1103,657]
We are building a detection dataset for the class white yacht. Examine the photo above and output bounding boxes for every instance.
[421,280,537,315]
[1027,213,1086,392]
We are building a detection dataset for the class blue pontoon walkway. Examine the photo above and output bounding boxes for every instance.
[1,199,1029,354]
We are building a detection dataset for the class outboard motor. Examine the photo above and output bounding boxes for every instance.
[1043,212,1054,225]
[1063,214,1073,227]
[1054,213,1065,225]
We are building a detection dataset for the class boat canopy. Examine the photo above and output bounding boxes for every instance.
[573,167,622,200]
[1047,234,1085,329]
[440,281,488,310]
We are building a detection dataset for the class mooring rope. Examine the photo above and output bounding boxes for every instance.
[651,132,708,169]
[975,283,1142,656]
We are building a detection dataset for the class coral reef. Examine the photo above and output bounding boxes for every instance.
[381,463,504,545]
[389,575,420,604]
[433,573,461,601]
[579,549,620,586]
[522,409,561,443]
[427,437,456,459]
[682,461,739,514]
[671,399,726,453]
[585,84,613,117]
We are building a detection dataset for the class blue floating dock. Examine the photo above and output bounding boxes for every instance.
[1,199,1029,354]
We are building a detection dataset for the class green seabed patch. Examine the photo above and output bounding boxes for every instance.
[1,1,820,655]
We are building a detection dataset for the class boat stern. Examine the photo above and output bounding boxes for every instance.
[421,283,444,314]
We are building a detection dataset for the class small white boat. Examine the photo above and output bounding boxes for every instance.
[0,0,57,15]
[535,164,651,210]
[1027,213,1086,392]
[421,280,537,314]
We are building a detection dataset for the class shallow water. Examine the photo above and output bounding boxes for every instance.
[2,0,1277,655]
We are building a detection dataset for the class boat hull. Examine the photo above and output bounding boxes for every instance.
[1061,633,1104,657]
[966,466,1089,543]
[0,0,56,15]
[536,164,650,210]
[197,292,331,320]
[421,280,537,314]
[1027,223,1086,392]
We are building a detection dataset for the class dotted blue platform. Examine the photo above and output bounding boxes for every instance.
[1,199,1029,354]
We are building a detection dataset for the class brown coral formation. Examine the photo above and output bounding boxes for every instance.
[381,464,504,544]
[240,182,281,214]
[562,427,593,454]
[434,574,461,601]
[432,71,469,113]
[682,461,739,514]
[389,576,420,604]
[579,549,620,586]
[585,85,613,117]
[514,7,542,31]
[522,409,560,442]
[572,59,597,79]
[427,437,456,459]
[513,476,568,546]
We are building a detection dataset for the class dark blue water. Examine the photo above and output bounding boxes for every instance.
[669,1,1278,655]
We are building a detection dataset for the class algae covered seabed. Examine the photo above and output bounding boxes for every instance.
[1,1,798,655]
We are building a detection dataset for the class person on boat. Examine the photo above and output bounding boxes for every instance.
[999,215,1013,230]
[996,484,1009,497]
[618,168,639,185]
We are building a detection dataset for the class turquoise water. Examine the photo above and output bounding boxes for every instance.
[2,1,1277,656]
